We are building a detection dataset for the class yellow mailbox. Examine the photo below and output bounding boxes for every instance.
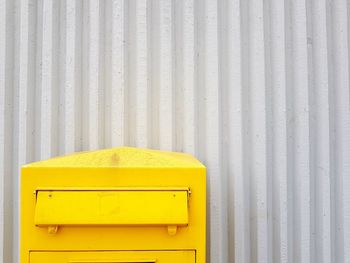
[21,147,206,263]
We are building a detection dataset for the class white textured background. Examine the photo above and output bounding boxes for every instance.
[1,0,350,262]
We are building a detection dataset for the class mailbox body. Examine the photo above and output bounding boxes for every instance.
[21,147,206,263]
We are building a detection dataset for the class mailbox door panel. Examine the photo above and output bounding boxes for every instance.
[34,189,189,226]
[30,251,195,263]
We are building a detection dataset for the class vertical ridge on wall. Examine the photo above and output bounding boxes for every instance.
[202,0,228,263]
[1,0,15,262]
[248,0,269,261]
[288,0,311,262]
[63,0,80,153]
[1,0,350,263]
[0,1,13,262]
[34,0,43,160]
[133,0,149,148]
[88,0,103,150]
[224,0,248,262]
[15,0,35,262]
[309,0,331,262]
[158,0,174,151]
[181,0,195,155]
[40,0,58,159]
[331,0,350,262]
[110,0,126,147]
[0,0,6,260]
[18,0,32,167]
[268,0,289,262]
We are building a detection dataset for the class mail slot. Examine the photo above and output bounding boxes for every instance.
[21,147,206,263]
[35,189,189,227]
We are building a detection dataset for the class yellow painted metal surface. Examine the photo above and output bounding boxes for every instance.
[30,251,195,263]
[35,189,189,226]
[25,147,204,168]
[21,147,206,263]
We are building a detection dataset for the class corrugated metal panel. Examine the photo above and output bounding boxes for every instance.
[1,0,350,262]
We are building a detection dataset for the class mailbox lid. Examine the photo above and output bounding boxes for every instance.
[34,189,189,226]
[23,147,205,168]
[30,250,195,263]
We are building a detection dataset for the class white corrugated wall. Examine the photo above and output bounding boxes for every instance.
[1,0,350,262]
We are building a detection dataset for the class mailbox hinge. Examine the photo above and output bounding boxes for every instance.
[48,225,58,234]
[167,225,177,236]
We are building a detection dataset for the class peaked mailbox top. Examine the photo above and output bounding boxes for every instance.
[23,147,204,168]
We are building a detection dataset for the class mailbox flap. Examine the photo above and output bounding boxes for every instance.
[30,250,195,263]
[34,189,189,226]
